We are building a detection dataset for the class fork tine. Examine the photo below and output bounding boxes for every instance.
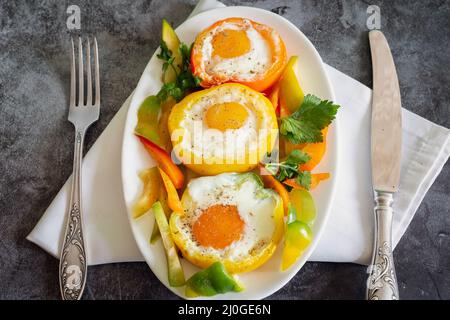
[86,38,92,106]
[78,37,84,106]
[93,37,100,106]
[70,37,76,107]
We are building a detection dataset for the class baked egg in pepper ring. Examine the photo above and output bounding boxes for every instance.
[168,83,278,176]
[191,17,287,92]
[169,173,284,273]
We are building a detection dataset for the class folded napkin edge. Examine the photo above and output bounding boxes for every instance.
[394,131,450,245]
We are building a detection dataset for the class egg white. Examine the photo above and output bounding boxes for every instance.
[173,173,278,261]
[201,20,272,80]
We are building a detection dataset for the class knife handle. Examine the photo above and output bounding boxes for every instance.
[366,191,399,300]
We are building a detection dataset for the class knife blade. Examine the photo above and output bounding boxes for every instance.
[370,30,402,192]
[366,30,402,300]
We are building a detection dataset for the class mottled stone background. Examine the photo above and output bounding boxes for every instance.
[0,0,449,299]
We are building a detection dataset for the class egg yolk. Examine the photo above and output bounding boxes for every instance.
[192,204,244,249]
[205,102,248,131]
[212,29,251,59]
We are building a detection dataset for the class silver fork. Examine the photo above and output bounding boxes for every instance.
[59,37,100,300]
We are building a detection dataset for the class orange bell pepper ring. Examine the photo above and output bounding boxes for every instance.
[284,173,330,191]
[137,135,184,189]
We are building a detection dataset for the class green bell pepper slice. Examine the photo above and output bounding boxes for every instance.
[152,201,185,287]
[135,95,161,146]
[185,262,244,297]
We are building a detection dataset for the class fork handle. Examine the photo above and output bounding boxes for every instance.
[366,191,399,300]
[59,128,88,300]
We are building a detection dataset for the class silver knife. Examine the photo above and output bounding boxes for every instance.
[366,30,402,300]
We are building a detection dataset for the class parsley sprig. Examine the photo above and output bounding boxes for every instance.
[280,94,340,144]
[265,150,312,190]
[157,41,178,77]
[156,41,201,103]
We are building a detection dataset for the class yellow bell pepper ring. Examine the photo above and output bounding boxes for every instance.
[168,83,278,176]
[169,173,285,274]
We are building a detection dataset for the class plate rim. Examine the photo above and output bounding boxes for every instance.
[121,5,339,300]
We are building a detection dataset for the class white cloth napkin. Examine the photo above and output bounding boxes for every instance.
[27,0,450,266]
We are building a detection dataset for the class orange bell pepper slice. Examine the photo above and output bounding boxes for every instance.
[158,168,184,213]
[300,127,328,171]
[279,96,292,118]
[259,165,290,215]
[283,127,328,171]
[137,135,184,189]
[284,173,330,191]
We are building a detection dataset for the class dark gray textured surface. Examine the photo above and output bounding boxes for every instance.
[0,0,449,300]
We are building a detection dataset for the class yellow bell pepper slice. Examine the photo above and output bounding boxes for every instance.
[281,218,313,271]
[132,167,160,219]
[279,56,304,113]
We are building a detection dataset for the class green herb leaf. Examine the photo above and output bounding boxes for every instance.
[295,171,312,190]
[155,39,202,103]
[280,94,340,144]
[157,40,172,62]
[286,149,311,165]
[157,83,184,102]
[265,149,311,182]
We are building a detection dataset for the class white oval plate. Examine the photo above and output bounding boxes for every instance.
[121,6,338,299]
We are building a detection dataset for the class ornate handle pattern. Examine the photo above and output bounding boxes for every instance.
[59,130,87,300]
[366,191,399,300]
